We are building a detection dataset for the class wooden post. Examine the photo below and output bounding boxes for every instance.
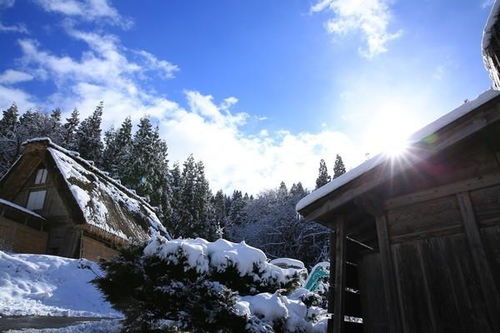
[327,229,335,333]
[457,192,500,331]
[333,215,346,333]
[375,214,402,333]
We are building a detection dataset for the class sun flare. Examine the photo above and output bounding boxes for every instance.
[364,104,419,158]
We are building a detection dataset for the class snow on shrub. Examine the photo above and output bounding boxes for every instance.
[239,289,326,332]
[94,234,327,332]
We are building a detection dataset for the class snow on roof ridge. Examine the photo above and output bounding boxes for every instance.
[0,198,45,219]
[296,89,500,213]
[483,0,500,51]
[22,137,158,212]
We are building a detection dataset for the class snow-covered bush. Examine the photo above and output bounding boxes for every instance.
[94,235,327,332]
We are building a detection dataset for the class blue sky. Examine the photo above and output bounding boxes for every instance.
[0,0,495,193]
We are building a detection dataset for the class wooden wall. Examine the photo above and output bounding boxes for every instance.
[0,216,48,254]
[357,252,388,333]
[80,235,118,261]
[380,176,500,332]
[352,128,500,333]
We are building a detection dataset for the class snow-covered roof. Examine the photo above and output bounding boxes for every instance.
[22,138,170,241]
[0,198,45,220]
[297,89,500,213]
[483,1,500,90]
[483,0,500,51]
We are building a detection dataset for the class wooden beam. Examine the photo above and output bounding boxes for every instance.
[375,214,402,333]
[385,172,500,210]
[333,216,346,333]
[346,235,374,251]
[457,191,500,331]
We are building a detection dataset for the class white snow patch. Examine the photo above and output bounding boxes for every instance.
[0,251,120,318]
[297,89,500,212]
[483,0,500,50]
[270,258,306,269]
[240,291,327,332]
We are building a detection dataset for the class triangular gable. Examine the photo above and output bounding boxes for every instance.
[47,145,169,241]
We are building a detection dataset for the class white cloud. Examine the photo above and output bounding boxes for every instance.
[0,84,36,111]
[7,20,364,194]
[160,92,362,193]
[0,21,28,33]
[311,0,401,57]
[18,26,177,94]
[134,50,179,79]
[0,0,15,8]
[34,0,132,28]
[0,69,33,84]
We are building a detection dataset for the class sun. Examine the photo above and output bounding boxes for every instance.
[382,139,409,158]
[364,105,418,158]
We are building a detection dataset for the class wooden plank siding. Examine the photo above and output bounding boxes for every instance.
[80,235,119,261]
[0,217,48,254]
[375,215,402,333]
[357,252,388,333]
[381,172,500,333]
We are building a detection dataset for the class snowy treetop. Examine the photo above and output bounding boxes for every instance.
[22,137,170,241]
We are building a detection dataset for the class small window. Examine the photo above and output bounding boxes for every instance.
[34,168,48,184]
[27,190,46,211]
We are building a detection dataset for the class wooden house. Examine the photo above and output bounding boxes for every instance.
[297,6,500,333]
[0,138,169,261]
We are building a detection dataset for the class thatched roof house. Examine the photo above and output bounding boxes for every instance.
[0,138,169,261]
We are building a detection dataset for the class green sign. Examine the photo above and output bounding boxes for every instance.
[304,262,330,292]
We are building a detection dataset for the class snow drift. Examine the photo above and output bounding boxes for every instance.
[0,251,120,318]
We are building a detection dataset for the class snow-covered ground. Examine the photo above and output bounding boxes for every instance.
[0,251,120,318]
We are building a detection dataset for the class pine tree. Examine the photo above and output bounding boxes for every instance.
[0,103,19,176]
[125,117,169,207]
[229,190,246,226]
[278,181,288,198]
[168,162,183,236]
[333,154,346,179]
[193,161,219,240]
[213,190,226,224]
[101,128,117,174]
[0,103,19,137]
[62,108,80,150]
[315,159,330,189]
[151,125,172,222]
[49,108,63,144]
[290,182,306,197]
[102,117,133,180]
[76,102,104,163]
[178,154,197,236]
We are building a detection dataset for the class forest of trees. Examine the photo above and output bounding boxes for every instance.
[0,102,346,268]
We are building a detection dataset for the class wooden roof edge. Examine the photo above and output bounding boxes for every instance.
[297,90,500,221]
[0,198,46,222]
